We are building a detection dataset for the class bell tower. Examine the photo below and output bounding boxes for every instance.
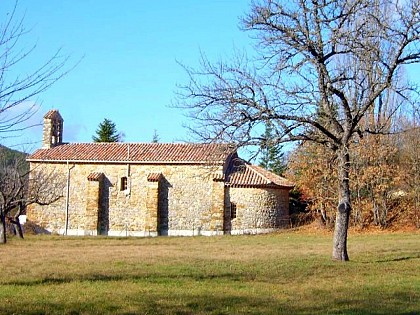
[42,109,63,149]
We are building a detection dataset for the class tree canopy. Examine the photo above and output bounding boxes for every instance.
[177,0,420,261]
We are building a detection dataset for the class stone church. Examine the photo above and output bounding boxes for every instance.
[27,110,293,236]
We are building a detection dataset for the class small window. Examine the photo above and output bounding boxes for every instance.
[230,202,237,219]
[120,176,128,191]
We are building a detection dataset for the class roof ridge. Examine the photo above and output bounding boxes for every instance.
[27,142,235,163]
[246,164,272,185]
[59,142,227,146]
[251,164,295,187]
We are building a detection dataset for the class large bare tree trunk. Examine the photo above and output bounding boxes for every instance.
[333,148,351,261]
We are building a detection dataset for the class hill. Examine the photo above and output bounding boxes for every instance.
[0,145,29,173]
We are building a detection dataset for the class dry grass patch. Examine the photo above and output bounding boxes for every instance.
[0,231,418,314]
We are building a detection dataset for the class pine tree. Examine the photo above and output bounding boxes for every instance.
[92,118,121,142]
[259,123,286,176]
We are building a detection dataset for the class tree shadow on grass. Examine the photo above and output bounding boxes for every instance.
[3,271,245,287]
[374,255,420,263]
[0,289,417,315]
[358,254,420,264]
[1,272,418,314]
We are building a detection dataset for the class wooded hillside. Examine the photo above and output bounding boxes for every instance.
[0,145,28,171]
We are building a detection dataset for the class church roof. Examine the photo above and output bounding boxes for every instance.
[27,142,235,164]
[227,163,294,189]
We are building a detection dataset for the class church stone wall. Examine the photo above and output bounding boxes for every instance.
[27,162,291,237]
[27,162,226,236]
[229,187,290,234]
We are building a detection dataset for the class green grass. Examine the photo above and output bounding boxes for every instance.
[0,231,418,314]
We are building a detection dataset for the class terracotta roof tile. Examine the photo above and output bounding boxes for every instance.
[87,172,104,181]
[213,173,225,182]
[227,163,294,189]
[147,173,162,182]
[27,142,234,164]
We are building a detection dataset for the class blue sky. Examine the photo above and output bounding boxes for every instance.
[1,1,419,152]
[1,0,251,151]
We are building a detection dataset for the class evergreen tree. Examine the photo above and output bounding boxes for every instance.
[152,130,159,143]
[259,123,286,176]
[92,118,121,142]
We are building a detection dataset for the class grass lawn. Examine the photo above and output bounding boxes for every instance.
[0,230,418,314]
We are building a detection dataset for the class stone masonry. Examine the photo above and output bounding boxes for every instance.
[27,162,231,236]
[27,110,294,237]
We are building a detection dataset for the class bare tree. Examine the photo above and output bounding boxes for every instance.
[0,0,71,242]
[0,1,70,143]
[0,153,65,243]
[177,0,420,260]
